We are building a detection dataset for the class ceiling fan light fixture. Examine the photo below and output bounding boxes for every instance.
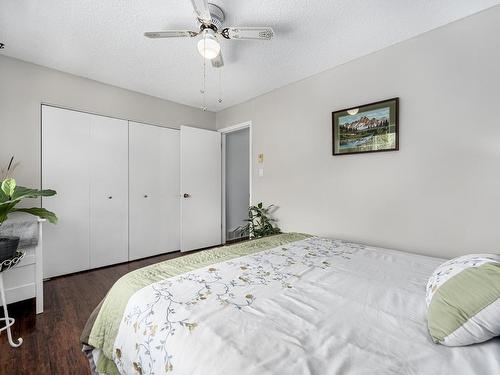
[197,29,220,60]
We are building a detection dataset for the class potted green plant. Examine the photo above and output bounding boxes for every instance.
[240,202,281,239]
[0,158,57,262]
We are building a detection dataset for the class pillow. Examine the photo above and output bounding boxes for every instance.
[426,254,500,346]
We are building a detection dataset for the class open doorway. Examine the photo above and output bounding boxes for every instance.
[220,122,252,244]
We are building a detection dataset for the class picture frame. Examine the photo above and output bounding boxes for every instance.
[332,97,399,155]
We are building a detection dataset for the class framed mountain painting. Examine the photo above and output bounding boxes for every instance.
[332,98,399,155]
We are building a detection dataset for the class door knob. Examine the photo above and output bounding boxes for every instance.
[144,194,148,198]
[183,193,191,198]
[108,196,113,199]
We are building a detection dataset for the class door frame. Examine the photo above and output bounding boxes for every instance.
[218,121,252,244]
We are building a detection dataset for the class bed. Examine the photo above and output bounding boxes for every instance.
[81,233,500,375]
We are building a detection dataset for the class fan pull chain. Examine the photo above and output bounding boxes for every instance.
[218,66,223,106]
[201,34,207,111]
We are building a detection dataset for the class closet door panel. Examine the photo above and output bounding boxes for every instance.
[162,128,180,252]
[89,115,129,268]
[42,106,91,278]
[129,122,180,260]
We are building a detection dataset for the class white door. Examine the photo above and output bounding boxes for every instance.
[42,105,91,278]
[89,114,129,268]
[180,126,221,252]
[129,122,180,260]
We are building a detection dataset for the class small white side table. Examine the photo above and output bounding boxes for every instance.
[0,251,25,348]
[0,217,44,314]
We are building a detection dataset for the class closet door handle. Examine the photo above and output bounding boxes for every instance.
[144,194,148,198]
[108,196,113,199]
[183,193,191,198]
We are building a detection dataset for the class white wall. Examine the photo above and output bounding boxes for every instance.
[216,6,500,259]
[0,55,215,188]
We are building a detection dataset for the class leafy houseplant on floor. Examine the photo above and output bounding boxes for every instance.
[0,158,58,262]
[240,202,281,239]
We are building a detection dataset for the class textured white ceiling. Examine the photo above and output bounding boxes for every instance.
[1,1,498,111]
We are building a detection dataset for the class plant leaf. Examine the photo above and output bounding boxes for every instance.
[14,207,58,224]
[0,188,8,203]
[0,201,18,224]
[1,178,16,197]
[11,186,57,200]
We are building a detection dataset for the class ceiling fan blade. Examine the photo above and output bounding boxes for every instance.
[144,30,198,38]
[190,0,212,25]
[221,27,274,40]
[211,52,224,68]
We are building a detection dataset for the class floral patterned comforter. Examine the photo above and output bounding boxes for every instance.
[97,236,500,375]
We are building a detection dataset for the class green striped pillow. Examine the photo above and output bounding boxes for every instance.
[426,254,500,346]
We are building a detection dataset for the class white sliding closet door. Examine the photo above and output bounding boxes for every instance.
[129,122,180,260]
[89,114,129,268]
[42,106,129,277]
[42,106,91,278]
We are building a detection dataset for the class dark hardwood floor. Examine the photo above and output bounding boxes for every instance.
[0,251,186,375]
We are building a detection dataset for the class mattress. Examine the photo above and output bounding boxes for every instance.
[82,234,500,375]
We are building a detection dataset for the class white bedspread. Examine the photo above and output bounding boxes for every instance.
[112,237,500,375]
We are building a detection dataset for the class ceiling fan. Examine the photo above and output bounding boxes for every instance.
[144,0,274,68]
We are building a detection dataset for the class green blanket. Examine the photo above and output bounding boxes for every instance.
[83,233,310,375]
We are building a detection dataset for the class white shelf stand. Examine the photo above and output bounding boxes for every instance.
[0,218,45,315]
[0,251,26,347]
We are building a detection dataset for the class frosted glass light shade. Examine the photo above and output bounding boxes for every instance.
[197,29,221,60]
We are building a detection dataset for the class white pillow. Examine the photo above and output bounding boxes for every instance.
[426,254,500,346]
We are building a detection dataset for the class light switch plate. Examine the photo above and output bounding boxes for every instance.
[258,168,264,177]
